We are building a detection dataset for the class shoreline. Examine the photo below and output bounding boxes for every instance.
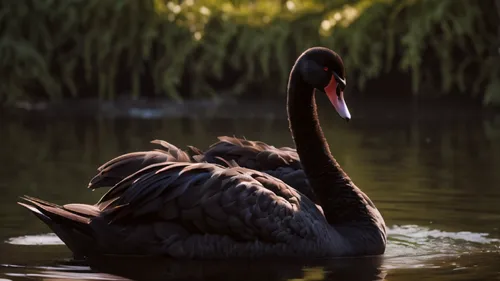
[2,96,498,121]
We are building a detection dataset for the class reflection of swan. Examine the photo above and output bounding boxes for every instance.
[85,255,386,281]
[0,256,386,281]
[18,47,386,259]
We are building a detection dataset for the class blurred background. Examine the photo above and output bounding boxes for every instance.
[0,1,500,281]
[0,0,499,106]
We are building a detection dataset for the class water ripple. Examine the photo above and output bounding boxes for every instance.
[388,224,499,245]
[6,233,63,246]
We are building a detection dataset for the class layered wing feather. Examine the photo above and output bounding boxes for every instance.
[89,137,315,204]
[89,140,191,189]
[190,136,315,202]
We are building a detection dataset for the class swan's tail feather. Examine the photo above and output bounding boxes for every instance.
[18,196,97,258]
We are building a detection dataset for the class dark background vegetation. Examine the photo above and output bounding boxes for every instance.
[0,0,499,107]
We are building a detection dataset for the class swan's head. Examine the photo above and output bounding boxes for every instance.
[298,47,350,121]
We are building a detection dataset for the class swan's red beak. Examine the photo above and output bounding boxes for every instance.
[325,75,351,121]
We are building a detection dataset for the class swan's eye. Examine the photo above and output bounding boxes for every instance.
[323,67,329,72]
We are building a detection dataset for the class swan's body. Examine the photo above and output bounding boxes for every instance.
[19,47,387,259]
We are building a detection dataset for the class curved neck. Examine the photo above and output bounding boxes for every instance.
[286,68,368,225]
[287,70,344,180]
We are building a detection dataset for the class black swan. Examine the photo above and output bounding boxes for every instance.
[19,47,387,259]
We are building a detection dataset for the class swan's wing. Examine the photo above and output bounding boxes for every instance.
[193,136,301,170]
[191,136,315,202]
[89,140,192,189]
[97,162,326,245]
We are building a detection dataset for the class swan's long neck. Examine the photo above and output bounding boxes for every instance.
[287,69,378,227]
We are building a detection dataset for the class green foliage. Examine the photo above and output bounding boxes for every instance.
[0,0,498,105]
[321,0,500,104]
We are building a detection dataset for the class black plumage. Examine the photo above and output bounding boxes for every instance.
[19,47,387,259]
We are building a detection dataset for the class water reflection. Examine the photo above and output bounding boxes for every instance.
[0,102,500,280]
[1,256,385,281]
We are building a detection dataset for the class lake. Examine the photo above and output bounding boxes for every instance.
[0,99,499,281]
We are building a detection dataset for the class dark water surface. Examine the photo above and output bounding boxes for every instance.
[0,100,499,280]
